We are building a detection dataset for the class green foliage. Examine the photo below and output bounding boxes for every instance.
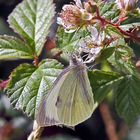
[88,70,121,103]
[8,0,55,56]
[105,25,123,37]
[0,35,33,60]
[123,10,140,24]
[95,47,115,64]
[56,27,88,53]
[108,46,136,75]
[115,75,140,124]
[120,23,140,31]
[125,119,140,140]
[6,59,63,118]
[100,2,120,21]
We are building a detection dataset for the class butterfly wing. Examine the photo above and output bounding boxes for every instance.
[56,65,96,126]
[36,69,71,127]
[36,62,96,127]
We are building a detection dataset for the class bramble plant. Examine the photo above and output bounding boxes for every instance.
[0,0,140,139]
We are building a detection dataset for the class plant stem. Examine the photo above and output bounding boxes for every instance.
[27,121,44,140]
[93,6,140,43]
[99,102,119,140]
[33,55,39,67]
[0,79,9,90]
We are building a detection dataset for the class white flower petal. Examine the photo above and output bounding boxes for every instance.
[84,48,102,63]
[88,26,105,45]
[57,17,64,25]
[74,0,83,8]
[88,26,99,39]
[64,28,77,33]
[90,47,102,54]
[62,5,73,11]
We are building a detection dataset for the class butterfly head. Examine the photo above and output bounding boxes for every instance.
[70,53,84,66]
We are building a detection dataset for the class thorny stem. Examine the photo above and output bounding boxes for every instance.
[94,6,140,43]
[104,19,140,42]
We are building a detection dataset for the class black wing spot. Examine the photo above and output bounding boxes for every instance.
[55,96,62,108]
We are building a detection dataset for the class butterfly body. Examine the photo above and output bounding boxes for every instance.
[36,56,96,127]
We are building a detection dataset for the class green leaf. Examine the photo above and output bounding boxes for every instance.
[95,47,115,64]
[6,59,63,118]
[115,75,140,124]
[0,35,33,60]
[105,25,123,37]
[120,22,140,31]
[100,2,115,16]
[125,119,140,140]
[100,2,120,22]
[88,70,121,103]
[56,27,88,53]
[122,10,140,24]
[108,46,136,75]
[8,0,55,56]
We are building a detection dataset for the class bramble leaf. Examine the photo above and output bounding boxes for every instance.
[56,27,88,53]
[95,47,115,64]
[6,59,63,118]
[8,0,55,56]
[120,23,140,31]
[100,2,120,22]
[108,46,136,75]
[115,75,140,124]
[0,35,33,60]
[88,70,121,103]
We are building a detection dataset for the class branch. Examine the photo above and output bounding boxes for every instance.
[99,102,119,140]
[93,6,140,43]
[0,80,9,90]
[28,121,44,140]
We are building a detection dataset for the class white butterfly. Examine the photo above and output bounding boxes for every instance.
[36,55,97,127]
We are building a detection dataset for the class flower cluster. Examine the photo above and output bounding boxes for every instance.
[57,0,104,63]
[57,0,139,64]
[57,0,95,33]
[79,26,104,63]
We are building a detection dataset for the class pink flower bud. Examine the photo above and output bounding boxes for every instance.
[116,0,137,11]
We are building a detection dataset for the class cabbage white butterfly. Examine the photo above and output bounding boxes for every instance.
[36,55,96,127]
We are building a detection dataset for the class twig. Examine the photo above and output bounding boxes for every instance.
[27,121,44,140]
[0,79,9,90]
[99,102,119,140]
[118,122,128,140]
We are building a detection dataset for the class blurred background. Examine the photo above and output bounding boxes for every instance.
[0,0,140,140]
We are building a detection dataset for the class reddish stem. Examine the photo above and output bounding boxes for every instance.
[99,103,119,140]
[0,80,9,90]
[94,6,140,43]
[104,19,140,42]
